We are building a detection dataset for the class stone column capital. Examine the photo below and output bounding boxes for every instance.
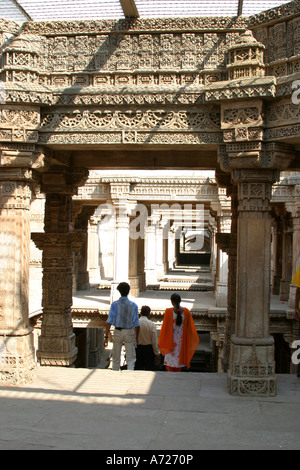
[31,231,85,253]
[232,168,280,185]
[231,169,279,216]
[110,182,130,201]
[0,145,51,172]
[216,232,237,256]
[40,166,89,195]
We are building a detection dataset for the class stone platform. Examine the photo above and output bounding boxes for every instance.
[0,367,299,450]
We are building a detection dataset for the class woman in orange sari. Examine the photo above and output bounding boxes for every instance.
[158,293,199,372]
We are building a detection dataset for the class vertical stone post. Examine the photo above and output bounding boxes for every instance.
[168,225,176,270]
[225,186,238,373]
[88,216,101,285]
[271,212,283,295]
[212,190,232,308]
[288,182,300,308]
[111,199,130,301]
[155,218,165,281]
[75,205,96,291]
[145,215,158,286]
[227,169,279,397]
[0,164,38,384]
[129,236,139,297]
[215,174,238,373]
[32,166,88,367]
[209,214,217,283]
[279,212,293,301]
[137,236,146,292]
[219,81,295,396]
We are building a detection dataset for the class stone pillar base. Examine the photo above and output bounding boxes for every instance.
[227,335,277,397]
[0,328,36,385]
[227,373,277,397]
[37,333,78,367]
[77,271,90,291]
[215,282,228,308]
[145,269,158,286]
[129,276,139,298]
[271,274,281,295]
[279,279,291,301]
[110,281,123,303]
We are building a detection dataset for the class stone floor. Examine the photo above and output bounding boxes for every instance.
[0,367,300,450]
[29,264,293,316]
[21,270,298,451]
[30,283,293,316]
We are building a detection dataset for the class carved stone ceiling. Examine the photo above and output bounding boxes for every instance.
[0,0,293,23]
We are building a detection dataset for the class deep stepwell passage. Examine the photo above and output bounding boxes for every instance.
[0,368,300,450]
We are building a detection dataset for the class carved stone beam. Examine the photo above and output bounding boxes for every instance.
[238,0,244,16]
[119,0,140,18]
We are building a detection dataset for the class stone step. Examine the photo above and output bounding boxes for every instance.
[156,283,214,291]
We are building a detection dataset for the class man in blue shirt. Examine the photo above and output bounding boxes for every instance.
[104,282,140,370]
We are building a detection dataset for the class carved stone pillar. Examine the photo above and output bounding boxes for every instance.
[271,211,283,296]
[0,167,38,384]
[212,190,232,308]
[137,236,146,292]
[74,205,96,291]
[32,166,88,367]
[111,198,130,301]
[168,224,176,270]
[88,216,100,285]
[219,89,296,395]
[145,216,158,286]
[279,212,293,301]
[215,180,238,373]
[227,169,279,397]
[288,182,300,308]
[129,236,139,298]
[209,215,217,283]
[0,146,47,384]
[155,220,165,281]
[88,328,103,368]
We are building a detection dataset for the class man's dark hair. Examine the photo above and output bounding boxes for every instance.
[117,282,130,297]
[141,305,151,316]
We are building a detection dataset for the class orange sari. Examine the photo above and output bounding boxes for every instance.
[158,308,199,369]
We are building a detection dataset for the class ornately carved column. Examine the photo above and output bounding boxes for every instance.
[32,166,88,367]
[0,149,44,384]
[219,80,296,395]
[227,169,279,396]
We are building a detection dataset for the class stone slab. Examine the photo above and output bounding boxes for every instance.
[0,368,299,450]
